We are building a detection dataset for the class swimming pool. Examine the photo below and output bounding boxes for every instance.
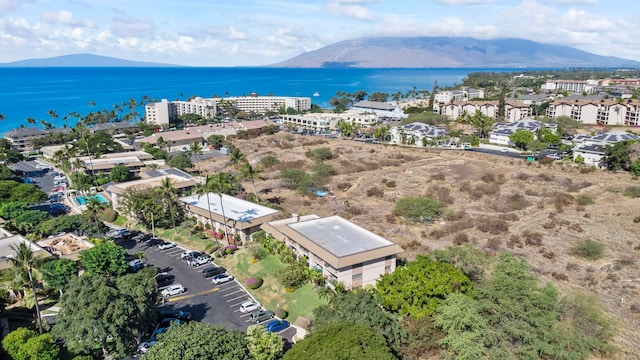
[76,194,110,205]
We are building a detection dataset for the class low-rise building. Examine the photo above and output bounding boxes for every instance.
[103,167,196,210]
[2,127,46,151]
[0,234,51,270]
[351,101,407,120]
[390,122,448,146]
[278,111,379,132]
[437,100,531,122]
[262,214,403,289]
[489,118,557,146]
[179,193,281,244]
[75,150,156,176]
[572,130,640,167]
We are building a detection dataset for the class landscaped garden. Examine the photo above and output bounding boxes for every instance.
[216,247,328,321]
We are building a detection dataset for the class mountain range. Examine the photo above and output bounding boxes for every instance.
[0,53,179,67]
[2,37,639,68]
[273,37,640,68]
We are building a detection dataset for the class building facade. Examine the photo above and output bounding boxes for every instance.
[262,215,403,289]
[2,127,47,151]
[546,98,640,126]
[390,122,448,146]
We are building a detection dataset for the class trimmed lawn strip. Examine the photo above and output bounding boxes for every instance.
[217,248,327,321]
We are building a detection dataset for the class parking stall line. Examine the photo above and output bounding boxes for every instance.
[167,287,221,302]
[222,289,244,298]
[226,294,250,303]
[218,284,240,292]
[229,299,252,307]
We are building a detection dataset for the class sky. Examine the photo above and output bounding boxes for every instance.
[0,0,638,66]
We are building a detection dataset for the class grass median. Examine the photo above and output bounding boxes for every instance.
[216,247,328,321]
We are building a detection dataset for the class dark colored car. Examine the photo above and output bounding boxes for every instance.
[158,310,192,321]
[250,309,275,323]
[156,273,175,287]
[147,237,163,246]
[132,233,153,242]
[201,266,226,278]
[265,319,290,333]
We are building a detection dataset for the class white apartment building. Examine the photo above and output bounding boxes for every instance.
[546,98,640,126]
[278,111,379,132]
[434,88,485,104]
[437,100,531,123]
[350,100,407,119]
[145,96,311,126]
[541,80,598,94]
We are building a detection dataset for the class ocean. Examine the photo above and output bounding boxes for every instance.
[0,67,521,133]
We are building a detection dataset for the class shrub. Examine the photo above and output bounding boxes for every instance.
[623,186,640,198]
[384,180,397,188]
[366,187,384,198]
[476,217,509,235]
[275,308,288,319]
[570,240,605,260]
[394,196,442,223]
[575,194,595,205]
[487,237,502,250]
[246,277,264,290]
[249,245,269,261]
[97,207,118,222]
[305,147,333,161]
[312,162,336,178]
[430,173,446,181]
[259,155,280,168]
[480,173,495,183]
[453,232,469,245]
[523,230,543,246]
[633,216,640,223]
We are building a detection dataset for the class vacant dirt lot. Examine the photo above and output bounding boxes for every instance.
[201,132,640,358]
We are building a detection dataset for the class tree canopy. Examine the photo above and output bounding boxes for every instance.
[2,328,59,360]
[42,258,77,293]
[393,196,443,223]
[142,321,251,360]
[78,241,128,277]
[376,256,472,319]
[246,325,284,360]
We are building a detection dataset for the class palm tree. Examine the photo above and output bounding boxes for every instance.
[159,177,177,228]
[25,117,36,126]
[239,161,262,203]
[207,173,235,245]
[195,175,221,249]
[85,196,106,235]
[2,242,46,334]
[228,148,246,170]
[189,141,203,174]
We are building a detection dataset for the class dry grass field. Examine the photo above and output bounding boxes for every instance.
[200,132,640,358]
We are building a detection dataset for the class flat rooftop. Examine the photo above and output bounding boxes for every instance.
[179,193,279,223]
[288,215,396,258]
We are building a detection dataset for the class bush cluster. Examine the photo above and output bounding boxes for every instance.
[246,277,264,289]
[570,240,606,260]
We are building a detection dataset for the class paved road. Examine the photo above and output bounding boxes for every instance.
[115,236,296,342]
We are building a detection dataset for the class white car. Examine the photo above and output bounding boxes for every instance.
[239,301,260,313]
[212,273,234,284]
[161,284,185,297]
[137,341,157,354]
[158,241,176,250]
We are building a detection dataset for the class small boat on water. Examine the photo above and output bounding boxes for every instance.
[313,92,319,97]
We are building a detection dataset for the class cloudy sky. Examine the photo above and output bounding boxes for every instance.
[0,0,637,66]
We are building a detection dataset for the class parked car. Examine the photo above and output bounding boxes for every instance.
[211,273,234,284]
[159,318,185,327]
[132,233,152,242]
[192,255,211,266]
[158,310,192,321]
[128,259,145,271]
[250,309,275,323]
[264,319,290,333]
[181,250,202,259]
[239,301,260,313]
[161,284,185,297]
[201,266,226,278]
[147,237,163,246]
[158,241,176,250]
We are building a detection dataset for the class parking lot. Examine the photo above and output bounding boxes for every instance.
[115,235,296,340]
[9,159,56,193]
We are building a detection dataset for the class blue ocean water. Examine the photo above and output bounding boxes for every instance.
[0,67,521,133]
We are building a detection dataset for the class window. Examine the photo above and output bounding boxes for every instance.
[352,273,362,281]
[385,265,391,274]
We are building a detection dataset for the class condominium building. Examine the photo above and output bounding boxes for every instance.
[351,101,407,119]
[546,98,640,126]
[434,88,485,104]
[145,96,310,126]
[2,127,46,151]
[262,214,403,289]
[540,80,598,94]
[278,110,379,132]
[437,100,531,122]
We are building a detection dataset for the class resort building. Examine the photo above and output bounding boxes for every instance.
[179,193,281,244]
[145,96,311,126]
[262,214,403,289]
[390,122,448,146]
[488,118,557,146]
[434,88,485,104]
[0,233,50,270]
[2,127,47,151]
[436,100,531,122]
[75,150,156,176]
[546,98,640,126]
[572,130,640,167]
[278,111,379,132]
[350,100,408,120]
[541,80,598,94]
[103,167,196,210]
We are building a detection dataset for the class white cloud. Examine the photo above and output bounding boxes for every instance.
[0,0,21,12]
[326,1,374,20]
[111,17,154,38]
[227,26,246,40]
[433,0,497,4]
[41,10,95,28]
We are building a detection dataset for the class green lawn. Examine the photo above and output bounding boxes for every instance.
[217,248,328,321]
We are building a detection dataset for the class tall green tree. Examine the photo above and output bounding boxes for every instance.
[509,129,534,150]
[376,256,472,319]
[78,241,128,277]
[159,177,177,228]
[313,289,406,353]
[2,243,47,334]
[189,141,203,174]
[2,328,60,360]
[282,322,396,360]
[229,148,246,170]
[109,165,130,182]
[142,321,251,360]
[42,258,77,295]
[54,271,157,358]
[246,325,284,360]
[602,140,633,171]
